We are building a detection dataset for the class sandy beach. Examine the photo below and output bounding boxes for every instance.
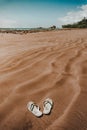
[0,29,87,130]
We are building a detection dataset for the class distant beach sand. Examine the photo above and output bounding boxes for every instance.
[0,29,87,130]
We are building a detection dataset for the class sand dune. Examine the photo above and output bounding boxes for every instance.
[0,29,87,130]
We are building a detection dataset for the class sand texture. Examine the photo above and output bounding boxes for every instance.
[0,29,87,130]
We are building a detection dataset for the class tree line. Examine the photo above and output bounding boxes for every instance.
[62,17,87,28]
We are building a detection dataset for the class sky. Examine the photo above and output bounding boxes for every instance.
[0,0,87,28]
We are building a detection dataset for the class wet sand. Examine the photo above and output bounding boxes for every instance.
[0,29,87,130]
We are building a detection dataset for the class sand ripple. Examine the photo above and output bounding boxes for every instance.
[0,29,87,130]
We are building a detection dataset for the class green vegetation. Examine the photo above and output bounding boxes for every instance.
[62,17,87,28]
[49,25,56,30]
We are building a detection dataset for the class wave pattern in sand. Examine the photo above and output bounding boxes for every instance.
[0,30,87,130]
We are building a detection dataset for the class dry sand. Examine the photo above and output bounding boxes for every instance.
[0,29,87,130]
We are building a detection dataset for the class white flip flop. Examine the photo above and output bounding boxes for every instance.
[27,101,43,117]
[43,98,53,115]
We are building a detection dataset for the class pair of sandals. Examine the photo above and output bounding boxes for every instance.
[27,98,53,117]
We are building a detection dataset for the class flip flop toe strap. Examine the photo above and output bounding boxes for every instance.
[44,100,53,107]
[30,103,38,111]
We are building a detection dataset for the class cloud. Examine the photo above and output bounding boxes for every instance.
[58,4,87,26]
[0,19,17,28]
